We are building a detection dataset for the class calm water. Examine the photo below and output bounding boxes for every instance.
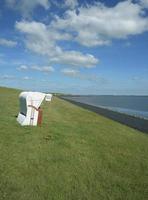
[64,95,148,119]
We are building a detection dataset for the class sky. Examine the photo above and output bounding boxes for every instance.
[0,0,148,95]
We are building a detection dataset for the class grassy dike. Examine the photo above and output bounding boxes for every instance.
[0,87,148,200]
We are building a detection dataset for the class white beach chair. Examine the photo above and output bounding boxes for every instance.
[17,92,45,126]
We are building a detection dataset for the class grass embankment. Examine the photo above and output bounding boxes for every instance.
[0,87,148,200]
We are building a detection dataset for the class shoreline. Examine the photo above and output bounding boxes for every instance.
[60,97,148,134]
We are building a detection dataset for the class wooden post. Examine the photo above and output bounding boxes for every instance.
[37,108,43,126]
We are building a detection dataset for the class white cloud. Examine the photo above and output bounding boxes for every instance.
[6,0,50,17]
[131,76,141,81]
[61,68,79,77]
[17,65,28,70]
[15,21,71,56]
[17,64,55,73]
[50,51,98,68]
[61,68,108,84]
[16,21,99,67]
[15,1,148,69]
[0,38,17,47]
[23,76,31,80]
[1,74,15,79]
[64,0,78,9]
[140,0,148,8]
[31,66,55,72]
[75,31,111,47]
[52,1,148,47]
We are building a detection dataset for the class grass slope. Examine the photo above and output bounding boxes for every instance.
[0,87,148,200]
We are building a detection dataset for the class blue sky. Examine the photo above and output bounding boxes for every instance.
[0,0,148,94]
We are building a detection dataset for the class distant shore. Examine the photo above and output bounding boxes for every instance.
[61,97,148,134]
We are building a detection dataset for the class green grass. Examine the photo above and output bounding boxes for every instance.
[0,87,148,200]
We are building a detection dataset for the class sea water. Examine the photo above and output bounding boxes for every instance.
[64,95,148,120]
